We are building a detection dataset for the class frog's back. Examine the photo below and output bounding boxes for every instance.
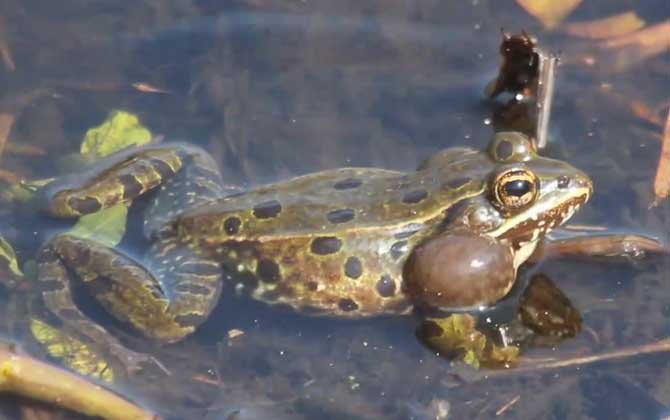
[178,148,490,241]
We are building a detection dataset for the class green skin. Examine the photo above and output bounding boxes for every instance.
[36,132,592,371]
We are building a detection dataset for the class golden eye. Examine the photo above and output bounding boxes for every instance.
[493,169,538,211]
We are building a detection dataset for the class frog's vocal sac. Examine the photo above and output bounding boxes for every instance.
[36,131,592,368]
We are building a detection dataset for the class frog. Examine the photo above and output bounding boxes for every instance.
[35,131,592,371]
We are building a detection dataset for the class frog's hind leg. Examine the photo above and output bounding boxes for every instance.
[41,143,225,221]
[38,234,222,370]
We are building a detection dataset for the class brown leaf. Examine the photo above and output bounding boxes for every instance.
[0,113,15,161]
[131,82,170,94]
[565,11,645,39]
[652,108,670,205]
[516,0,582,29]
[630,99,663,126]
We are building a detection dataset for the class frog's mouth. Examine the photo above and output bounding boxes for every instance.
[489,190,590,271]
[487,185,592,249]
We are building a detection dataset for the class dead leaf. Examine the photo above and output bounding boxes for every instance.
[565,11,645,39]
[602,20,670,71]
[0,113,15,161]
[5,143,47,156]
[652,108,670,206]
[0,169,19,184]
[131,82,170,94]
[604,20,670,48]
[630,99,663,126]
[516,0,582,29]
[227,329,245,339]
[0,17,14,72]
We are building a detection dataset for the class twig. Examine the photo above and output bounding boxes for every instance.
[535,51,558,150]
[495,394,520,416]
[485,338,670,379]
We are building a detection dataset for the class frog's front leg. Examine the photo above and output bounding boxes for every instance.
[38,234,222,371]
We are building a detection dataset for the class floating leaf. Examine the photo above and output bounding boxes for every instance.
[80,110,152,159]
[516,0,582,29]
[30,319,114,382]
[565,11,645,39]
[418,314,519,369]
[68,204,129,247]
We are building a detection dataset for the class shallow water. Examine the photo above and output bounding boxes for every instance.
[1,1,669,419]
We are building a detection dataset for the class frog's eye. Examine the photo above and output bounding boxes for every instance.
[492,168,538,211]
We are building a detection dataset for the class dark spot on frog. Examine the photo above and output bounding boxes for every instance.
[253,200,282,219]
[224,216,241,234]
[306,281,318,291]
[496,139,514,159]
[256,258,281,283]
[338,298,359,312]
[446,177,471,189]
[68,196,102,214]
[260,289,281,301]
[231,271,259,293]
[402,189,428,204]
[58,308,83,321]
[394,223,422,239]
[39,279,65,292]
[418,320,445,338]
[390,240,407,260]
[175,312,207,327]
[376,275,396,297]
[174,283,212,295]
[327,208,355,224]
[301,305,326,315]
[557,175,570,189]
[310,237,342,255]
[333,178,362,190]
[149,158,177,179]
[344,256,363,279]
[119,174,144,200]
[178,261,220,276]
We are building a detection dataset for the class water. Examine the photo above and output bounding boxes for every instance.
[1,1,669,419]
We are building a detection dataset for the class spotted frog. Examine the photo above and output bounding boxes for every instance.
[36,132,592,369]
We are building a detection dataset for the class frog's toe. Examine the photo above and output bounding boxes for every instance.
[109,345,153,375]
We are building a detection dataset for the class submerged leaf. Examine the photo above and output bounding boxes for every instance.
[418,314,519,369]
[80,110,152,159]
[516,0,581,29]
[0,236,25,289]
[30,318,114,383]
[0,236,22,278]
[68,204,129,247]
[565,11,645,39]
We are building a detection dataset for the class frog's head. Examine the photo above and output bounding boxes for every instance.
[404,132,592,311]
[461,131,593,266]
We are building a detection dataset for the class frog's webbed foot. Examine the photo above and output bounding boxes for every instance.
[38,234,222,372]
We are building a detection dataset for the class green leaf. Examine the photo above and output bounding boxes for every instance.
[0,236,23,278]
[80,110,152,159]
[68,204,129,247]
[30,318,115,382]
[418,314,520,369]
